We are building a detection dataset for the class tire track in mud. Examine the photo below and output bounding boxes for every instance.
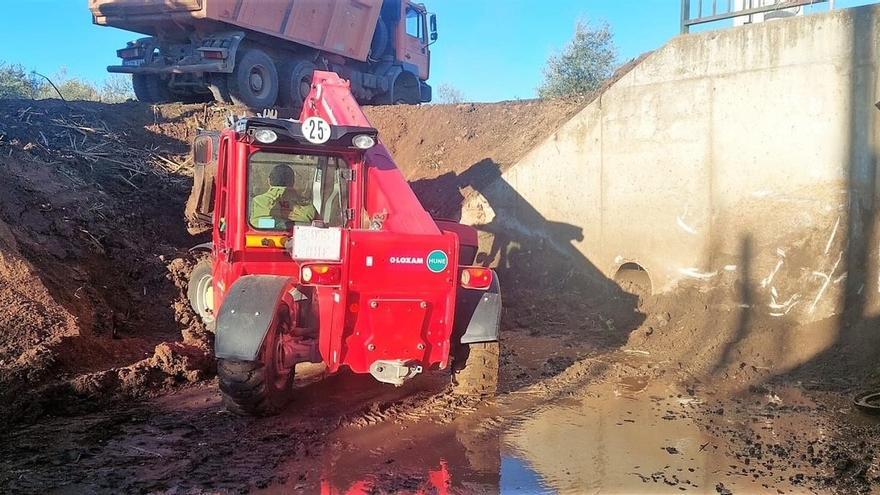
[0,365,471,493]
[258,350,645,493]
[0,331,609,494]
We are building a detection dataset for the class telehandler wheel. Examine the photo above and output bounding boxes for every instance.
[227,48,279,109]
[218,309,294,416]
[187,258,215,331]
[452,341,500,396]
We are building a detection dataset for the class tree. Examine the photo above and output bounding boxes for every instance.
[0,62,43,99]
[436,83,465,104]
[0,62,135,103]
[538,20,617,98]
[37,68,99,101]
[100,75,135,103]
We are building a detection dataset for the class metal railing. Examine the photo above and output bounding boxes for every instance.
[681,0,830,33]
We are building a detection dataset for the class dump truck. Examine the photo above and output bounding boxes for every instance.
[88,0,436,108]
[184,71,501,415]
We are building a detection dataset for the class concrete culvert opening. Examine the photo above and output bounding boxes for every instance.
[614,262,652,298]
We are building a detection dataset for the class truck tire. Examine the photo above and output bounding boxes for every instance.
[227,48,279,109]
[178,88,213,104]
[132,74,171,103]
[451,341,500,395]
[187,258,215,331]
[392,71,421,105]
[279,60,316,110]
[218,308,294,415]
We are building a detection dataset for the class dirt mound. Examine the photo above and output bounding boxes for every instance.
[0,100,214,426]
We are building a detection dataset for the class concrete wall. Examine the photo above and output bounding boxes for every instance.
[463,5,880,324]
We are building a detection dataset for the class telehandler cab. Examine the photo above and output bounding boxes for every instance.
[185,71,501,415]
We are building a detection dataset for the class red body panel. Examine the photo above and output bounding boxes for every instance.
[338,230,458,372]
[210,71,461,376]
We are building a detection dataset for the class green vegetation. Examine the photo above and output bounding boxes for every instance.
[538,20,618,99]
[0,62,134,103]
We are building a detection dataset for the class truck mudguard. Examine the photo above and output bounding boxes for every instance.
[214,275,293,361]
[455,275,502,344]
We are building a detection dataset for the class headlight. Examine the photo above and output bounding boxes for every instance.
[301,266,313,282]
[254,129,278,144]
[352,134,375,149]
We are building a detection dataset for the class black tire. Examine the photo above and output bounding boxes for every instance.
[178,89,213,104]
[452,341,500,396]
[392,71,421,105]
[132,74,171,103]
[370,17,390,58]
[278,59,316,110]
[187,258,215,331]
[218,309,294,415]
[227,48,279,109]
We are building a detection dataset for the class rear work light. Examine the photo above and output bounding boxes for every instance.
[352,134,375,149]
[253,129,277,144]
[300,263,342,287]
[460,267,494,290]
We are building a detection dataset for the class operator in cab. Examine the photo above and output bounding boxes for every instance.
[250,164,318,229]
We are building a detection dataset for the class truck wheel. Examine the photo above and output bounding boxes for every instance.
[452,341,500,395]
[227,48,279,109]
[279,60,316,110]
[132,74,171,103]
[218,309,294,415]
[392,72,421,105]
[178,89,213,104]
[187,258,215,331]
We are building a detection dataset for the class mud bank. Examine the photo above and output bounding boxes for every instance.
[0,100,214,427]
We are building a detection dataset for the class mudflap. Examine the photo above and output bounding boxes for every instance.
[454,274,502,344]
[215,275,293,361]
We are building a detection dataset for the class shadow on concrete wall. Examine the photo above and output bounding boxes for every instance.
[783,7,880,385]
[411,158,645,355]
[699,9,880,386]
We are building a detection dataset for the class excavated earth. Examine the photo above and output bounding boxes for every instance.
[0,98,878,494]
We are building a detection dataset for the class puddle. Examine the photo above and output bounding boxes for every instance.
[261,378,793,494]
[502,381,722,494]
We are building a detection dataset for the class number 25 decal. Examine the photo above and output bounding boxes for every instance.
[301,116,331,144]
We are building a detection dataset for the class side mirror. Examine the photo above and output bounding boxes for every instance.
[429,14,438,42]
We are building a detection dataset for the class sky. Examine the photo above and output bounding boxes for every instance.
[0,0,874,102]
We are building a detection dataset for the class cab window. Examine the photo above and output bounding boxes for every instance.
[248,151,349,231]
[405,6,425,42]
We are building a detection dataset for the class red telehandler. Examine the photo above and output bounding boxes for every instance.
[185,71,501,415]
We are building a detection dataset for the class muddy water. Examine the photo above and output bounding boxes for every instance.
[262,377,764,494]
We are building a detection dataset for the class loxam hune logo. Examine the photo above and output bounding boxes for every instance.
[388,251,449,273]
[389,256,424,265]
[426,250,449,273]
